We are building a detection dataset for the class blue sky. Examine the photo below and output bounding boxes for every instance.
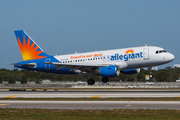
[0,0,180,69]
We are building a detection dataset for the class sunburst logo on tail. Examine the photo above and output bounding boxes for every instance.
[17,35,47,61]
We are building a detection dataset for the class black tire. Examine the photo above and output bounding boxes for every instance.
[102,77,109,83]
[150,74,154,78]
[87,79,95,85]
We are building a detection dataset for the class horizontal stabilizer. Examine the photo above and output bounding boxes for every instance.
[8,63,37,68]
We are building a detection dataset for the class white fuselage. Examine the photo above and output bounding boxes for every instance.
[53,46,174,70]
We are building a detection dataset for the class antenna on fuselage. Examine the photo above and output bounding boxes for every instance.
[75,51,77,54]
[145,44,147,47]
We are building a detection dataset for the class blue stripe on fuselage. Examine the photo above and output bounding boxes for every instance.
[14,56,76,74]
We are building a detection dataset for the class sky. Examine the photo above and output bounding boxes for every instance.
[0,0,180,70]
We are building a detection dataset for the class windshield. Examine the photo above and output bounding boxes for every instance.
[155,50,167,54]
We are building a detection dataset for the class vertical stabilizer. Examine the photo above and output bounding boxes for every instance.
[14,30,50,61]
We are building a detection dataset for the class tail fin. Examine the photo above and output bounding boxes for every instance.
[14,30,50,61]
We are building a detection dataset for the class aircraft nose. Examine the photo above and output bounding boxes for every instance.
[168,53,175,62]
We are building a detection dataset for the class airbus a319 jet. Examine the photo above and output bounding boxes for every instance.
[11,30,175,85]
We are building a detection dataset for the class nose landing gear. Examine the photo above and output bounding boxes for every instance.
[148,67,154,78]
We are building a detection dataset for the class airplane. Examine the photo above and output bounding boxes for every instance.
[10,30,175,85]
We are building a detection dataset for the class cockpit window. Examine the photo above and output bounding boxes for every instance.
[162,50,167,53]
[156,50,167,54]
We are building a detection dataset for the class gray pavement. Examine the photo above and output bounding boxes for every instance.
[0,101,180,109]
[0,91,180,98]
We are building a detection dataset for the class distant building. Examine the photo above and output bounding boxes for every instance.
[174,64,180,68]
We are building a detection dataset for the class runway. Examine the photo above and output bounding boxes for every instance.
[0,101,180,109]
[0,91,180,98]
[0,91,180,109]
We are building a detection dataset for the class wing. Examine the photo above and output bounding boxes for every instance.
[45,62,128,73]
[45,62,114,73]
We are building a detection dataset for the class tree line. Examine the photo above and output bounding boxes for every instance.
[0,67,179,83]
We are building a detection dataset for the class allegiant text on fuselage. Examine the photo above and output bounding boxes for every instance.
[110,52,143,61]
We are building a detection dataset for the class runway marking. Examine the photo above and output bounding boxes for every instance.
[0,104,10,106]
[4,95,18,98]
[90,95,104,98]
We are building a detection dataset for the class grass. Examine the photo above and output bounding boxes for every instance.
[1,97,180,101]
[0,108,180,120]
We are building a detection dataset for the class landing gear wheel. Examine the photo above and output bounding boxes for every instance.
[148,67,154,78]
[87,79,95,85]
[102,77,109,83]
[150,74,154,78]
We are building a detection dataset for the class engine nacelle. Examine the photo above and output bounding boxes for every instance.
[99,65,120,77]
[122,68,140,74]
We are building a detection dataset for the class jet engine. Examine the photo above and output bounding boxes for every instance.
[99,65,120,77]
[121,68,140,74]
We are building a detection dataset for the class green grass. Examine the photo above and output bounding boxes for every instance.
[0,108,180,120]
[1,97,180,101]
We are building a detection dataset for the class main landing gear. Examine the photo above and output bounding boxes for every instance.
[86,73,109,85]
[102,77,109,83]
[87,77,109,85]
[87,78,95,85]
[87,73,95,85]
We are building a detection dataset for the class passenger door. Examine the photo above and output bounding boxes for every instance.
[143,48,149,60]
